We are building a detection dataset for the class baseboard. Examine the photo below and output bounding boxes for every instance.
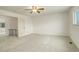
[18,32,69,38]
[18,33,33,37]
[69,36,79,50]
[33,33,69,37]
[0,34,8,37]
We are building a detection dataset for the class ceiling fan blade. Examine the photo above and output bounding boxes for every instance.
[37,10,40,13]
[38,8,44,10]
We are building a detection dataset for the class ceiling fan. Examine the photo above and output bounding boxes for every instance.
[25,6,44,13]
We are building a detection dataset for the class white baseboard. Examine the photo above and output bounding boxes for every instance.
[70,36,79,50]
[18,33,33,37]
[0,34,8,37]
[33,33,69,37]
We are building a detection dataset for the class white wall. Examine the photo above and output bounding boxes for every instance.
[18,16,33,37]
[32,12,69,36]
[0,9,69,37]
[69,7,79,49]
[0,9,33,37]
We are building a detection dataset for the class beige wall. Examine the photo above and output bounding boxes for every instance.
[32,12,69,36]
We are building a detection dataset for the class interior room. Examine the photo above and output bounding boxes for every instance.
[0,6,79,52]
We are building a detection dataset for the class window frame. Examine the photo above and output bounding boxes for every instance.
[73,9,79,25]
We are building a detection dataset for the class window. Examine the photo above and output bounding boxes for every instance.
[73,10,79,25]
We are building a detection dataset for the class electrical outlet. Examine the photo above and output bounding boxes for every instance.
[69,42,72,44]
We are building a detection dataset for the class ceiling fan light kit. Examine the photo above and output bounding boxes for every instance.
[25,6,44,14]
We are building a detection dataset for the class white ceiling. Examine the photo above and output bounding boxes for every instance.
[0,6,71,16]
